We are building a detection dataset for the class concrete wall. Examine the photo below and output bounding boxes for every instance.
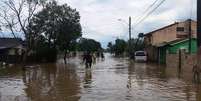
[166,50,197,71]
[145,46,158,62]
[152,24,177,45]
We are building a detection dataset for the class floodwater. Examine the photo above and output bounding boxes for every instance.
[0,53,201,101]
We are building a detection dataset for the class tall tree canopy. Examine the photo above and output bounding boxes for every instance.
[0,0,47,42]
[0,0,50,62]
[107,42,113,53]
[114,39,127,55]
[28,1,82,62]
[29,1,82,50]
[107,38,145,56]
[78,38,102,52]
[0,0,82,62]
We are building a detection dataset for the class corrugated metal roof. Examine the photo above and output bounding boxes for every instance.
[155,38,197,47]
[0,38,23,49]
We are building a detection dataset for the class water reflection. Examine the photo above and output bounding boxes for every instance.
[0,65,27,101]
[196,85,201,100]
[22,63,81,101]
[126,61,201,101]
[0,54,201,101]
[83,69,92,88]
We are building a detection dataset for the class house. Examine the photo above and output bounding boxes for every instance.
[0,38,25,63]
[158,38,197,64]
[144,19,197,63]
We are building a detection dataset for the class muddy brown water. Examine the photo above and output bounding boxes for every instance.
[0,54,201,101]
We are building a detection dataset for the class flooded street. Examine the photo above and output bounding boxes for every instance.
[0,53,201,101]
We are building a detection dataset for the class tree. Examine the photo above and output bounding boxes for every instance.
[78,38,102,52]
[29,1,82,63]
[128,38,145,52]
[0,0,82,63]
[127,33,144,53]
[0,0,47,45]
[106,39,127,56]
[134,33,144,51]
[113,39,127,56]
[107,42,113,53]
[107,35,145,57]
[0,0,47,61]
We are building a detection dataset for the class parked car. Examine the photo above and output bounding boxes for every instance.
[134,51,147,62]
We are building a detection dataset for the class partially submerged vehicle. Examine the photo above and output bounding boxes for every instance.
[134,51,147,62]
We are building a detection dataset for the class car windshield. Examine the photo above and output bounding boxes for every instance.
[135,52,145,56]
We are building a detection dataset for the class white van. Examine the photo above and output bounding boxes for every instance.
[134,51,147,62]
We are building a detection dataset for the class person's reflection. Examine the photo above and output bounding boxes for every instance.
[196,84,201,101]
[183,84,191,101]
[84,69,92,88]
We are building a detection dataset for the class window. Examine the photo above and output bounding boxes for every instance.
[135,51,146,56]
[176,27,185,32]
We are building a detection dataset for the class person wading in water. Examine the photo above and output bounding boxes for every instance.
[101,52,105,60]
[83,52,93,68]
[92,52,96,64]
[193,64,200,83]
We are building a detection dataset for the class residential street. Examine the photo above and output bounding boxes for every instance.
[0,53,201,101]
[0,0,200,101]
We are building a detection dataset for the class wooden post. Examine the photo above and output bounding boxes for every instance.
[179,49,182,71]
[188,19,192,54]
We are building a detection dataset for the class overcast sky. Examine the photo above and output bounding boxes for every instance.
[58,0,197,48]
[2,0,196,48]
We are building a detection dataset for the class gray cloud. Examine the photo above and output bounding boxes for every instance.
[59,0,197,48]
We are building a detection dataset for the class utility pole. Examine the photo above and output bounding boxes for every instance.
[129,16,132,56]
[197,0,201,66]
[198,0,201,47]
[188,19,192,54]
[129,16,131,42]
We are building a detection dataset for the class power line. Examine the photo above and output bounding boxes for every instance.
[132,0,160,25]
[129,0,161,38]
[133,0,166,29]
[83,0,162,40]
[143,0,160,14]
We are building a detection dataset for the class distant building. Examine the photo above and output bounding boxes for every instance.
[0,38,25,63]
[144,19,197,63]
